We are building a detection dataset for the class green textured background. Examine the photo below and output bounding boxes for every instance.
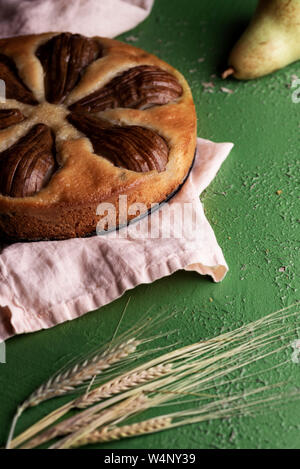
[0,0,299,450]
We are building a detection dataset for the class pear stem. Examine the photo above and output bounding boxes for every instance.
[222,67,235,79]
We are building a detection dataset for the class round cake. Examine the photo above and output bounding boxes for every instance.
[0,32,197,241]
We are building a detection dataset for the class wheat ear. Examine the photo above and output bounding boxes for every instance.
[24,339,140,408]
[72,417,173,446]
[76,363,173,408]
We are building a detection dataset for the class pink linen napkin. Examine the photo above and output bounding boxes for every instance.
[0,138,233,341]
[0,0,154,38]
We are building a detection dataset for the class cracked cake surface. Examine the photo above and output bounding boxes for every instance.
[0,32,197,241]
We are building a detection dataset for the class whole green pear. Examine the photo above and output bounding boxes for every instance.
[223,0,300,79]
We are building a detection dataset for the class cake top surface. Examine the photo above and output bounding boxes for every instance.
[0,32,196,207]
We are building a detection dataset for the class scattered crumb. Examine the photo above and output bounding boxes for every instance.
[279,266,286,272]
[286,75,298,88]
[220,87,234,94]
[126,35,139,42]
[209,297,214,302]
[228,236,231,240]
[197,57,205,63]
[213,190,227,196]
[202,81,215,89]
[189,68,197,74]
[276,190,283,195]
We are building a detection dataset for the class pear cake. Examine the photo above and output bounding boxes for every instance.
[0,33,197,241]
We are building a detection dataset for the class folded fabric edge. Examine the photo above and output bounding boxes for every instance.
[184,263,228,282]
[0,254,227,342]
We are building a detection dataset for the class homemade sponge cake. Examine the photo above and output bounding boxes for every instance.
[0,32,197,240]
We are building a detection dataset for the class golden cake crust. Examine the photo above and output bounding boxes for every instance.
[0,33,197,240]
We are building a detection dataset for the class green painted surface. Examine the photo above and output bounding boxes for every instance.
[0,0,299,449]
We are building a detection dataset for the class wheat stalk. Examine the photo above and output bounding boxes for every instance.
[8,307,178,450]
[21,409,97,449]
[6,338,140,449]
[21,364,172,449]
[22,392,149,450]
[19,355,208,449]
[8,303,300,450]
[49,392,150,449]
